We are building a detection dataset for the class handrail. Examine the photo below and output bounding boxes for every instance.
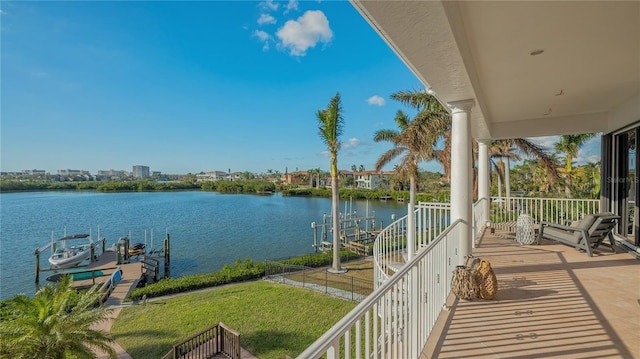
[472,197,490,245]
[490,196,599,227]
[98,267,123,304]
[373,202,451,288]
[299,195,600,358]
[297,220,462,359]
[161,322,240,359]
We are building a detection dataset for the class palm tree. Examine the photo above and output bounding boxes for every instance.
[0,276,117,359]
[555,134,597,172]
[374,109,443,259]
[555,133,597,196]
[490,138,558,198]
[307,168,318,188]
[390,90,451,180]
[351,164,357,188]
[317,92,346,273]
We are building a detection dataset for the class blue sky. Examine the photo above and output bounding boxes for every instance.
[0,1,600,175]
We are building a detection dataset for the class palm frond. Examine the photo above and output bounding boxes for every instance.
[390,89,446,112]
[375,147,406,171]
[316,92,344,152]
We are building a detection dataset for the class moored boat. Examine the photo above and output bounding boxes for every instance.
[128,242,145,256]
[46,269,105,282]
[48,234,94,269]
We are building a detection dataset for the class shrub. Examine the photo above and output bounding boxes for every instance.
[127,250,360,301]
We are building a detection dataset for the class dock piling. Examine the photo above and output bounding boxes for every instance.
[35,250,40,284]
[164,234,170,278]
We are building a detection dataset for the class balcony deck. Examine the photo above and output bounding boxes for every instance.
[421,230,640,358]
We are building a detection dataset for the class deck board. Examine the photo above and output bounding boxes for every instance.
[421,230,640,359]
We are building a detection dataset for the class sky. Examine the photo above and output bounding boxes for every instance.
[0,0,600,175]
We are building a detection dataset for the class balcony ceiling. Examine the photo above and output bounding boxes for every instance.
[351,1,640,140]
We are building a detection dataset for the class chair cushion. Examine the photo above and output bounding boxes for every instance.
[572,214,596,240]
[544,227,581,244]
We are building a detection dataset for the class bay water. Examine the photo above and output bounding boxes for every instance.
[0,191,406,300]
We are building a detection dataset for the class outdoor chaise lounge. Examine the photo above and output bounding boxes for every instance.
[537,213,620,256]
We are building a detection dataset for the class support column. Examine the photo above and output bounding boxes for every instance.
[478,139,490,226]
[449,100,474,265]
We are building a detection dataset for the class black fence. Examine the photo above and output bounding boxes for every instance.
[264,261,374,302]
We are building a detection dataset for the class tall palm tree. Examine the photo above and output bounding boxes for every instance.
[555,134,597,172]
[0,276,117,359]
[317,92,346,273]
[351,164,357,188]
[374,109,443,259]
[390,90,451,180]
[555,133,597,196]
[490,138,558,198]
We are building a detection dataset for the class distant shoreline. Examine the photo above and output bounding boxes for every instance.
[0,179,445,202]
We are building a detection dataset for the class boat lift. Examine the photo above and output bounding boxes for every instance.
[34,229,107,284]
[310,199,384,253]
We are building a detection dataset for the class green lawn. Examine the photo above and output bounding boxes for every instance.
[111,280,356,359]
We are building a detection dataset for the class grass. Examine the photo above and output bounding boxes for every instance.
[111,280,357,359]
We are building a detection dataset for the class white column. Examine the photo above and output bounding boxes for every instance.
[478,139,490,226]
[449,100,474,265]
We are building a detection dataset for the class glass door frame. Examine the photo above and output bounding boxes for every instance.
[609,126,640,247]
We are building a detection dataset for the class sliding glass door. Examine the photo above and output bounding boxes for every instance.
[611,127,640,247]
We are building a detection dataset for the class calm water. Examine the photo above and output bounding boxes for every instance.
[0,191,405,299]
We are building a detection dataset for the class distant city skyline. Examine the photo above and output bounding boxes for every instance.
[0,2,601,175]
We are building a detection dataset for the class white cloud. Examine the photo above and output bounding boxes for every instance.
[343,138,361,149]
[253,30,271,42]
[253,30,272,51]
[260,0,279,11]
[528,135,559,151]
[276,10,333,57]
[366,95,385,106]
[285,0,299,13]
[257,13,276,26]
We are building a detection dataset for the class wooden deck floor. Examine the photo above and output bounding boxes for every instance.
[421,230,640,358]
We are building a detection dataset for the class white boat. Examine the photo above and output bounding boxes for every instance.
[48,234,94,269]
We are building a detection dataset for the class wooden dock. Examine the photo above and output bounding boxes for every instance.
[67,250,143,305]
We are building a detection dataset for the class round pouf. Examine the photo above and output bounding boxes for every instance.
[516,214,536,245]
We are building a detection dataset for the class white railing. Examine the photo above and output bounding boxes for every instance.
[472,197,489,245]
[490,196,600,228]
[300,195,600,359]
[297,220,462,359]
[373,202,451,288]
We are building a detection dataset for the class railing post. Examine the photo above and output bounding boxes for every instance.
[410,266,419,358]
[326,338,340,359]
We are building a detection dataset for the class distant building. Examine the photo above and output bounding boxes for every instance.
[97,169,128,179]
[354,171,394,190]
[22,169,47,175]
[196,171,228,182]
[282,170,308,186]
[227,172,242,181]
[132,165,150,178]
[58,169,89,176]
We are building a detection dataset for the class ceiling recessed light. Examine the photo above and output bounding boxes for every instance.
[530,49,544,56]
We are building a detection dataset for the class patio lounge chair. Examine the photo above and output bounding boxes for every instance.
[537,213,620,256]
